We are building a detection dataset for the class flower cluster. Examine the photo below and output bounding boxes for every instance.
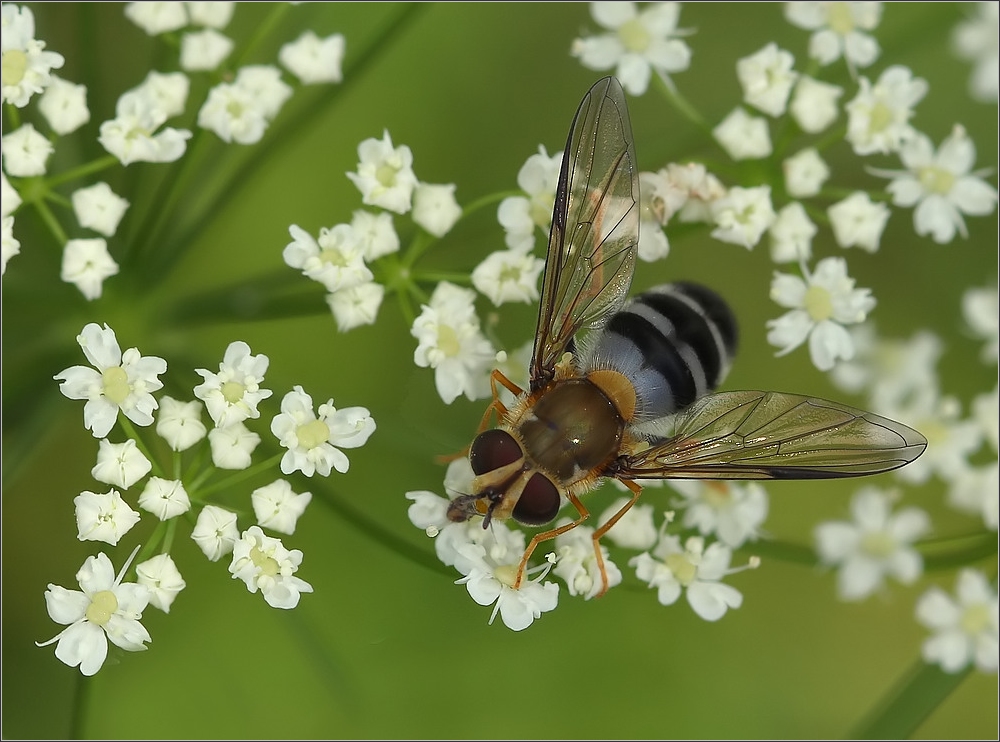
[405,460,761,630]
[39,322,375,674]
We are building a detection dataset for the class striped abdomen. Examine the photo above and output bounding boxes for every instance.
[580,282,738,421]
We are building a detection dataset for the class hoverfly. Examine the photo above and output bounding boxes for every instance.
[447,76,927,598]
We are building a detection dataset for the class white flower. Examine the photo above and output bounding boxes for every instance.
[769,201,817,264]
[784,1,882,71]
[598,496,658,550]
[870,125,998,244]
[948,463,999,531]
[887,392,983,486]
[815,487,930,601]
[154,396,207,451]
[916,569,999,673]
[207,421,260,470]
[350,210,399,261]
[135,553,186,613]
[571,1,693,95]
[60,238,119,300]
[251,479,312,535]
[279,30,345,84]
[180,28,233,72]
[951,2,999,103]
[670,480,769,549]
[830,326,943,412]
[454,540,560,631]
[766,256,876,371]
[713,107,772,160]
[74,489,141,546]
[1,122,54,176]
[124,2,188,34]
[283,223,373,293]
[963,285,999,364]
[827,191,890,252]
[2,215,20,275]
[497,145,563,251]
[412,182,462,238]
[326,281,385,333]
[37,548,150,676]
[637,170,672,261]
[229,526,313,609]
[233,65,291,119]
[736,42,798,116]
[471,249,545,306]
[99,90,192,165]
[2,172,22,217]
[37,75,89,135]
[630,535,744,621]
[91,438,152,490]
[187,1,235,28]
[71,182,129,238]
[197,82,267,144]
[845,65,928,155]
[710,185,775,248]
[191,505,239,561]
[54,323,167,438]
[131,70,189,118]
[1,3,64,108]
[270,385,376,477]
[553,520,622,600]
[346,130,419,214]
[411,281,497,404]
[137,477,191,520]
[193,340,273,428]
[783,147,831,198]
[789,76,843,133]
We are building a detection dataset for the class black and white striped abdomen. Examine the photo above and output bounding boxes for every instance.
[580,282,738,421]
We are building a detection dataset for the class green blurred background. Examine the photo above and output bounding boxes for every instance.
[2,3,997,738]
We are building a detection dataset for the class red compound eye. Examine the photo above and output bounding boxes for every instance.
[512,472,560,526]
[469,429,523,475]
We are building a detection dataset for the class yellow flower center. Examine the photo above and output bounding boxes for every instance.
[960,603,990,636]
[250,546,280,577]
[861,530,897,558]
[436,324,461,357]
[918,166,956,195]
[220,380,246,404]
[867,101,893,135]
[665,553,698,586]
[494,564,518,587]
[619,17,651,53]
[1,49,28,87]
[85,590,119,626]
[319,246,349,267]
[702,482,732,510]
[375,163,399,188]
[101,366,131,404]
[296,418,330,449]
[804,285,834,322]
[827,2,855,35]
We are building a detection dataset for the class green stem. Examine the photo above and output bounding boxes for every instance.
[919,531,998,570]
[194,452,285,499]
[46,155,120,189]
[118,417,166,479]
[653,70,713,140]
[32,197,68,246]
[232,3,291,68]
[850,657,972,739]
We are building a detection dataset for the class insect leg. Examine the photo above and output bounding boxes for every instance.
[588,478,643,599]
[512,492,592,590]
[434,369,525,464]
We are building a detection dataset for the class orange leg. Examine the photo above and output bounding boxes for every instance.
[587,478,643,598]
[512,492,591,590]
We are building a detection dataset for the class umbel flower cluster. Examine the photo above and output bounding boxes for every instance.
[2,1,996,702]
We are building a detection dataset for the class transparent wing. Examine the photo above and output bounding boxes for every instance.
[616,391,928,480]
[529,76,640,389]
